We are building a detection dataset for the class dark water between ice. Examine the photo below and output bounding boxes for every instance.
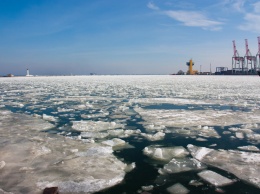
[4,102,260,194]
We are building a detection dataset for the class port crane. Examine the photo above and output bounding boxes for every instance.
[232,40,245,74]
[256,37,260,72]
[244,39,256,74]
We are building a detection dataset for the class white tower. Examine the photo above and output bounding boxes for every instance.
[26,69,30,76]
[26,68,33,77]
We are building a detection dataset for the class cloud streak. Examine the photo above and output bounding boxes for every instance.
[147,2,223,31]
[239,13,260,32]
[163,10,223,30]
[147,2,159,10]
[237,1,260,32]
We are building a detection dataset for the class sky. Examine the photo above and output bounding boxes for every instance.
[0,0,260,75]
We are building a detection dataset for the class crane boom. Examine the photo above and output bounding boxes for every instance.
[258,36,260,54]
[245,39,249,56]
[233,40,239,57]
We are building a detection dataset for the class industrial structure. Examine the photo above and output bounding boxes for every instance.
[232,37,260,75]
[257,37,260,70]
[215,67,232,75]
[186,59,198,75]
[232,40,245,74]
[244,39,257,74]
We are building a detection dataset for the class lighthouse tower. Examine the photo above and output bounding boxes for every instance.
[26,69,29,76]
[26,68,33,77]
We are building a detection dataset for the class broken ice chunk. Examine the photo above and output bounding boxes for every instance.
[198,170,235,187]
[42,114,58,122]
[187,145,212,160]
[189,180,203,187]
[235,132,244,139]
[196,137,207,142]
[141,131,165,141]
[101,138,126,147]
[187,144,260,189]
[160,158,206,174]
[237,145,260,152]
[125,162,136,172]
[143,146,189,162]
[141,185,154,191]
[72,121,124,132]
[166,183,189,194]
[80,132,109,139]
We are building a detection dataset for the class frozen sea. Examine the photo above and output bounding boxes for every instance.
[1,75,260,194]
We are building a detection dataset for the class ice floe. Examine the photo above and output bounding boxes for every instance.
[238,145,260,152]
[143,146,189,162]
[141,131,165,141]
[188,144,260,189]
[166,183,190,194]
[135,107,260,129]
[198,170,235,186]
[72,120,124,132]
[159,158,206,174]
[101,138,126,147]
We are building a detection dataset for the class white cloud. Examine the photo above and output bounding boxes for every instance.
[237,1,260,33]
[163,10,223,30]
[147,2,159,10]
[232,0,246,12]
[239,13,260,32]
[253,2,260,13]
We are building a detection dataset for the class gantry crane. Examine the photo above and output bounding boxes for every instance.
[244,39,256,74]
[256,37,260,72]
[232,40,245,74]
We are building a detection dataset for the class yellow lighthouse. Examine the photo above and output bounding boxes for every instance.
[186,59,198,75]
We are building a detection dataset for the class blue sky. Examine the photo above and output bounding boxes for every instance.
[0,0,260,75]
